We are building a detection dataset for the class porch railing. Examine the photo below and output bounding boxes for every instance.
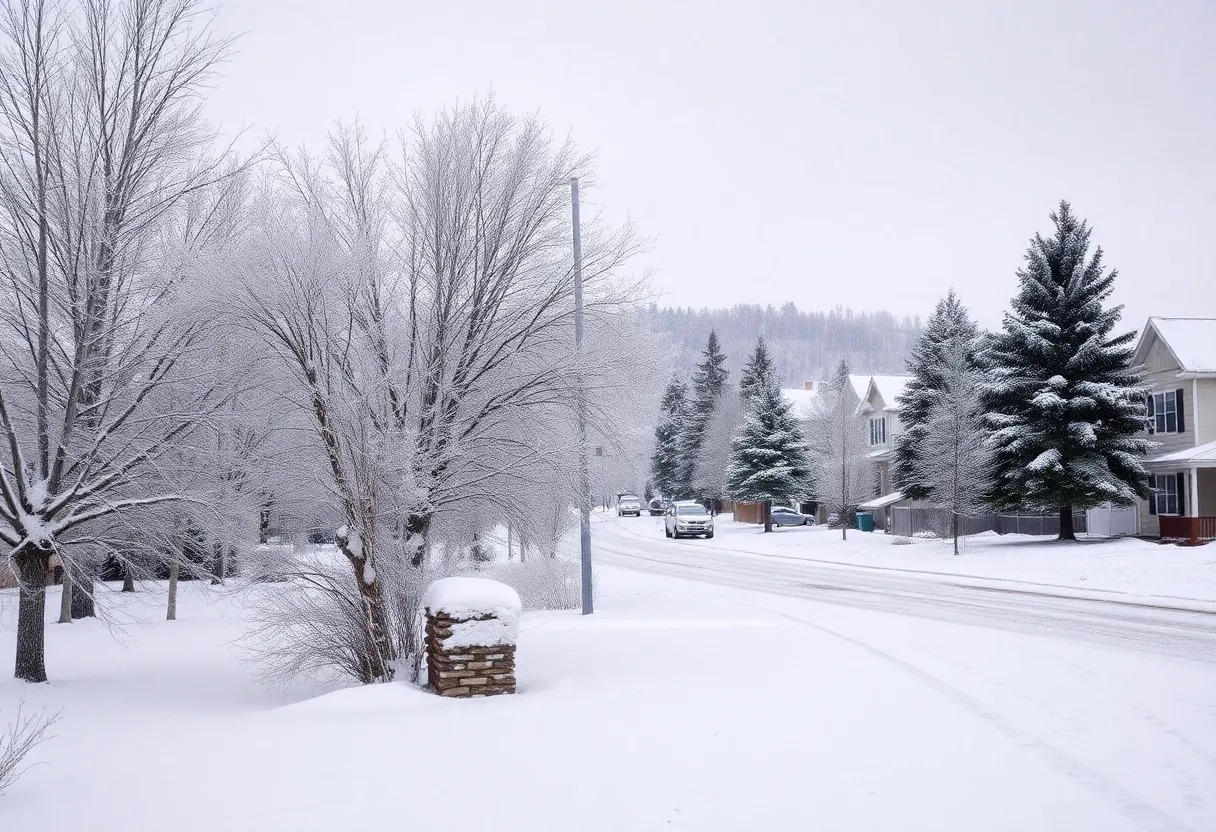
[1159,516,1216,544]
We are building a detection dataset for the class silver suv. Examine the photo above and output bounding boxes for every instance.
[617,494,642,517]
[665,501,714,539]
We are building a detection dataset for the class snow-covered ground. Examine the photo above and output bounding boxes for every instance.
[603,510,1216,604]
[2,543,1215,831]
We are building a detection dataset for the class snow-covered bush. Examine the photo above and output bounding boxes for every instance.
[913,530,937,539]
[238,548,462,687]
[891,536,912,546]
[0,703,60,796]
[487,559,586,611]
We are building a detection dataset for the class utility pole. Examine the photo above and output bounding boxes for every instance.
[571,176,593,615]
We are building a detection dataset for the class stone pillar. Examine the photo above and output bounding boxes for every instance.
[423,577,521,698]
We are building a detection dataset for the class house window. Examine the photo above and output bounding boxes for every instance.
[869,416,887,446]
[1152,474,1179,515]
[1147,391,1182,434]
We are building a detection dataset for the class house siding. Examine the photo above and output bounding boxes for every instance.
[1199,470,1216,516]
[1143,334,1195,455]
[1195,377,1216,446]
[1133,325,1216,536]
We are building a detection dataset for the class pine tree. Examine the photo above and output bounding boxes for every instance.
[915,339,992,555]
[678,330,729,495]
[727,375,810,533]
[808,360,871,540]
[739,337,776,402]
[650,378,690,498]
[983,201,1151,541]
[892,290,981,500]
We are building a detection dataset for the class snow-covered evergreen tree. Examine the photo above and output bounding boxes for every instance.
[915,339,992,555]
[892,290,981,500]
[739,337,776,402]
[982,202,1151,540]
[650,378,690,498]
[678,331,729,495]
[726,376,810,533]
[808,360,871,540]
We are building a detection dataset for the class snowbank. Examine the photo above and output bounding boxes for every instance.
[424,577,521,648]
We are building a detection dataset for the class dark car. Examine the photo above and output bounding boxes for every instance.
[648,498,670,516]
[770,506,815,527]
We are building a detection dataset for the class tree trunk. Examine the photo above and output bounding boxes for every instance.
[58,567,72,624]
[121,565,135,592]
[1058,505,1076,541]
[763,500,772,533]
[71,577,96,619]
[166,560,179,621]
[405,512,432,567]
[14,551,50,683]
[337,531,395,683]
[952,513,960,556]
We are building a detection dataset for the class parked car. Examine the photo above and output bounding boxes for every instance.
[665,500,714,539]
[648,498,670,516]
[770,506,815,527]
[617,494,642,517]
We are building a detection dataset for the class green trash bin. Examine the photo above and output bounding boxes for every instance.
[856,511,875,533]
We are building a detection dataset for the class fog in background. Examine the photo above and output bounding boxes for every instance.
[206,0,1216,328]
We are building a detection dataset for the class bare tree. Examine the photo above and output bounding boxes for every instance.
[808,360,871,540]
[915,339,992,555]
[236,101,646,685]
[0,0,241,681]
[691,383,743,510]
[0,701,59,795]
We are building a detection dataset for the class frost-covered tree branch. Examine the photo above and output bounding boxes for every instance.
[0,0,243,681]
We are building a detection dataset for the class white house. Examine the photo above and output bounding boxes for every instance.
[779,375,911,526]
[854,375,912,528]
[1132,317,1216,543]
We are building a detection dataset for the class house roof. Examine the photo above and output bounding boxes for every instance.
[859,374,913,412]
[1135,317,1216,375]
[784,373,891,417]
[859,491,906,510]
[780,387,820,419]
[1146,439,1216,468]
[869,375,912,410]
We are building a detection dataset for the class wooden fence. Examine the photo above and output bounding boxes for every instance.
[891,508,1088,539]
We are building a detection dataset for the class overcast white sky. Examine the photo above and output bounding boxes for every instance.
[206,0,1216,329]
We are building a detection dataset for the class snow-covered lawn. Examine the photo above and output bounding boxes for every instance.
[605,512,1216,603]
[2,565,1214,831]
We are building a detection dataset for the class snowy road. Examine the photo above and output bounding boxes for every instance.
[589,514,1216,831]
[593,514,1216,664]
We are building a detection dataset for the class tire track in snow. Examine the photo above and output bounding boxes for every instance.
[591,526,1216,663]
[755,604,1202,832]
[591,528,1203,831]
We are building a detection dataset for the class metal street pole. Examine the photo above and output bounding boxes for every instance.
[571,176,593,615]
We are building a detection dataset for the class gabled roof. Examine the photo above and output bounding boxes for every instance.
[860,375,913,412]
[784,373,894,417]
[1134,317,1216,375]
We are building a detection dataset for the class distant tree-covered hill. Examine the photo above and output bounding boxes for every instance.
[649,303,921,385]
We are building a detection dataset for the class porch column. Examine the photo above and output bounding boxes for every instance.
[1191,466,1200,518]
